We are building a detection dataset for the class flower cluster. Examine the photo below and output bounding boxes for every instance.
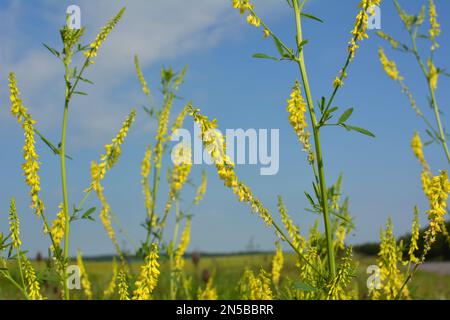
[22,256,44,300]
[84,8,125,63]
[49,203,66,250]
[133,243,160,300]
[378,47,403,81]
[198,278,218,300]
[286,81,314,164]
[174,220,191,271]
[429,0,440,49]
[271,243,284,286]
[9,73,44,216]
[348,0,382,60]
[8,199,21,249]
[77,252,93,300]
[188,106,273,226]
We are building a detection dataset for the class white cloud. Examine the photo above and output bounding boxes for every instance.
[0,0,283,147]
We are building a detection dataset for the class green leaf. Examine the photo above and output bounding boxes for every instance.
[338,108,354,124]
[272,36,286,56]
[43,44,60,58]
[78,77,94,85]
[294,281,318,292]
[301,13,324,23]
[74,91,87,96]
[252,53,279,61]
[81,207,96,221]
[342,124,376,138]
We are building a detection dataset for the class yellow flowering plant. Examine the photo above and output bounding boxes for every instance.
[377,0,449,164]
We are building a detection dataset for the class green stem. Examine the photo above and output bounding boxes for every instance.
[410,30,450,164]
[169,200,181,300]
[293,0,336,279]
[61,65,71,300]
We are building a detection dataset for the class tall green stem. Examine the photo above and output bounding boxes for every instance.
[61,65,71,300]
[410,31,450,164]
[293,0,336,279]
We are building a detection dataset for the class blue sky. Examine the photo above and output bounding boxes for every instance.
[0,0,449,257]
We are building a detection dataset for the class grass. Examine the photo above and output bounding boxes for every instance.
[1,254,449,300]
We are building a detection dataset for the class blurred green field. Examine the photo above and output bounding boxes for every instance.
[1,254,449,300]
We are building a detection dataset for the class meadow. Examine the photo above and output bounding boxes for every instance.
[1,254,449,300]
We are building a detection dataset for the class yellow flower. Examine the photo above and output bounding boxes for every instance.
[133,243,160,300]
[371,219,409,300]
[422,170,449,236]
[49,203,65,250]
[428,59,439,91]
[378,47,403,81]
[377,31,399,49]
[246,14,261,28]
[8,198,21,249]
[22,255,44,300]
[407,208,420,264]
[349,0,382,60]
[77,251,93,299]
[411,132,429,171]
[118,268,130,300]
[101,109,137,171]
[141,146,153,218]
[84,8,126,63]
[239,269,272,300]
[103,258,118,298]
[9,73,44,216]
[198,278,218,300]
[232,0,252,14]
[271,242,284,286]
[134,55,150,96]
[333,77,344,89]
[188,106,273,226]
[154,95,175,170]
[165,144,192,215]
[278,196,305,252]
[194,171,208,204]
[429,0,440,49]
[174,220,191,271]
[263,28,270,39]
[286,81,314,163]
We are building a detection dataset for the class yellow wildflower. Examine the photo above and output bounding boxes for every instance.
[239,269,272,300]
[422,170,449,236]
[194,171,208,205]
[84,8,126,63]
[378,47,403,81]
[246,14,261,28]
[428,59,439,91]
[134,55,150,96]
[9,73,44,216]
[271,242,284,286]
[333,77,344,89]
[286,81,314,163]
[101,109,136,171]
[407,208,420,264]
[49,203,65,250]
[263,28,270,39]
[349,0,382,60]
[335,225,347,251]
[198,278,218,300]
[141,146,153,220]
[8,199,22,249]
[165,143,192,215]
[22,255,44,300]
[371,219,409,300]
[154,95,175,171]
[104,258,118,298]
[232,0,252,14]
[278,196,305,252]
[377,31,399,49]
[429,0,440,49]
[411,132,429,172]
[118,268,130,300]
[189,106,273,226]
[174,220,191,271]
[77,251,93,300]
[133,243,160,300]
